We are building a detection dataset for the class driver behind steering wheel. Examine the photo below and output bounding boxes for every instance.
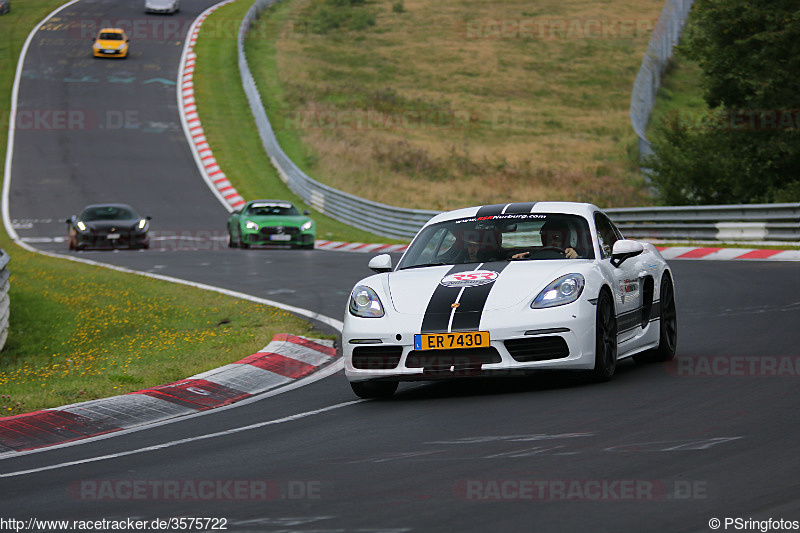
[511,219,579,260]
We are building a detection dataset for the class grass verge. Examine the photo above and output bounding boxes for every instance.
[239,0,664,210]
[0,1,332,416]
[0,253,325,415]
[645,54,708,140]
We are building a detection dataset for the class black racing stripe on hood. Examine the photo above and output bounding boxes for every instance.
[450,261,509,332]
[420,264,477,334]
[420,261,509,333]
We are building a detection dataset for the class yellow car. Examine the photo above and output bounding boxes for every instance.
[92,28,129,59]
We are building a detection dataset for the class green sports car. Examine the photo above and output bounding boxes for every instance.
[227,200,315,249]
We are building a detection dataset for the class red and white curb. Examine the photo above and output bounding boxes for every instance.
[178,0,246,212]
[0,334,336,454]
[313,240,409,254]
[655,246,800,261]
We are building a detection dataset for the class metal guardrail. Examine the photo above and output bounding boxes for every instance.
[630,0,694,160]
[0,250,10,351]
[607,204,800,242]
[237,2,800,243]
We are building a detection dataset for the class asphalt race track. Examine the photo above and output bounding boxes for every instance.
[8,0,228,240]
[3,1,800,531]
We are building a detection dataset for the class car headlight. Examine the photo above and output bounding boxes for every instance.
[245,221,259,231]
[349,285,385,318]
[301,220,313,231]
[138,219,147,230]
[76,221,87,232]
[531,274,585,309]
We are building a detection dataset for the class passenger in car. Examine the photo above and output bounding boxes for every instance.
[511,219,581,259]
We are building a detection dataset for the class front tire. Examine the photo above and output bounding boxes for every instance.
[350,380,398,399]
[591,290,617,382]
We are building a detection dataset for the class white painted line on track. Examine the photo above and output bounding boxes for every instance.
[2,0,83,243]
[0,399,362,478]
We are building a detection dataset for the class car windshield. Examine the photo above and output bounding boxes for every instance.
[99,32,123,40]
[397,213,595,269]
[244,202,300,217]
[81,206,136,221]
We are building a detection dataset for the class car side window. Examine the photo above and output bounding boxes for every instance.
[414,227,455,264]
[594,213,619,259]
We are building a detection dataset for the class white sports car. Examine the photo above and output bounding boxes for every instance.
[144,0,179,13]
[343,202,677,398]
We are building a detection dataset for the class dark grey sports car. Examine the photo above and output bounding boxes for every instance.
[66,203,151,250]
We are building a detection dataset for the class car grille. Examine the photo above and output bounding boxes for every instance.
[259,226,300,236]
[89,230,132,243]
[405,347,501,370]
[352,346,403,370]
[504,336,570,362]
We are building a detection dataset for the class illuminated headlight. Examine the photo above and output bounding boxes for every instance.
[349,285,385,318]
[245,221,259,231]
[532,274,585,309]
[301,220,313,231]
[76,221,87,232]
[138,219,147,230]
[93,43,101,49]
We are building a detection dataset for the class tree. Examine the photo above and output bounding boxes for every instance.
[646,0,800,204]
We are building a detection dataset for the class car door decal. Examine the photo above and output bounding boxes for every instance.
[617,299,662,335]
[616,306,645,334]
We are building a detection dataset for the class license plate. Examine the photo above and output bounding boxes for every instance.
[107,233,120,240]
[414,331,490,351]
[269,234,292,241]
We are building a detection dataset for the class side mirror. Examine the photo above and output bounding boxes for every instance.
[303,210,310,216]
[146,215,152,220]
[368,254,392,273]
[610,239,644,268]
